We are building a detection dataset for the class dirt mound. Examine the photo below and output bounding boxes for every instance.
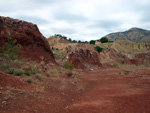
[0,73,31,89]
[48,36,69,46]
[0,16,55,63]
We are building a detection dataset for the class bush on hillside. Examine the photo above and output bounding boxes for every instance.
[95,46,103,53]
[24,71,31,76]
[90,40,96,45]
[113,63,119,68]
[14,68,24,76]
[6,68,15,74]
[100,37,108,43]
[63,60,74,70]
[35,74,42,80]
[26,79,32,83]
[32,67,41,74]
[0,37,21,60]
[72,40,77,43]
[68,38,72,42]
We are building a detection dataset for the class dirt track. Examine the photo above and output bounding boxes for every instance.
[0,68,150,113]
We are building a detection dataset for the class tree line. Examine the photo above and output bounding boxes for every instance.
[54,34,110,44]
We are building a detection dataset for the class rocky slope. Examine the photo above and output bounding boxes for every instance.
[105,27,150,43]
[0,16,55,63]
[48,36,150,68]
[48,37,102,69]
[96,40,150,65]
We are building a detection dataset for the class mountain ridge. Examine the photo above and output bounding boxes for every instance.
[105,27,150,43]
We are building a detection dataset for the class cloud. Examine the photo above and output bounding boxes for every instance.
[0,0,150,40]
[54,12,87,23]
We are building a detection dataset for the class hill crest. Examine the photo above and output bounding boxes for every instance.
[105,27,150,43]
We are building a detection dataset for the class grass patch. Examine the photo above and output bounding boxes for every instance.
[35,74,42,80]
[26,78,32,83]
[46,71,51,77]
[14,68,24,76]
[24,71,31,76]
[113,63,119,68]
[32,67,41,74]
[6,68,15,74]
[63,60,74,70]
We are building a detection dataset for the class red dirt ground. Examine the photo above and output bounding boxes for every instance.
[0,67,150,113]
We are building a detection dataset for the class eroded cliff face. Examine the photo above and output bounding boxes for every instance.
[0,16,55,63]
[66,45,102,69]
[48,36,102,69]
[96,40,150,65]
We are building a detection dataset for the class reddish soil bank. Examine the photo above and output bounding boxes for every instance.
[0,16,55,63]
[0,68,150,113]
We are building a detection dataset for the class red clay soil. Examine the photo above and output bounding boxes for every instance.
[66,46,102,69]
[69,53,85,69]
[0,68,150,113]
[0,16,55,63]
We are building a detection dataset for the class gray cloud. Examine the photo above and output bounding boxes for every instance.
[51,27,77,34]
[54,12,87,23]
[0,0,150,41]
[16,16,50,25]
[89,20,122,30]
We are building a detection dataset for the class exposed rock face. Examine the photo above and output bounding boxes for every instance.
[105,27,150,43]
[48,36,70,47]
[69,52,85,69]
[96,40,150,65]
[48,36,102,69]
[66,45,102,69]
[0,16,55,63]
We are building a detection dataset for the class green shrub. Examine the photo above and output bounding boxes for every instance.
[54,54,59,59]
[26,79,32,83]
[72,40,77,43]
[1,63,10,69]
[95,46,103,53]
[63,60,74,70]
[0,37,21,60]
[46,71,50,77]
[68,38,72,42]
[24,71,31,76]
[14,68,24,76]
[6,68,15,74]
[35,74,42,80]
[135,63,138,66]
[32,67,41,74]
[113,63,119,68]
[124,71,130,75]
[89,40,96,45]
[100,37,108,43]
[43,67,47,72]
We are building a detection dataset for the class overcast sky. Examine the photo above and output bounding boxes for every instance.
[0,0,150,41]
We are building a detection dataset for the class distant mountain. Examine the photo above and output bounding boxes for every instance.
[105,27,150,43]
